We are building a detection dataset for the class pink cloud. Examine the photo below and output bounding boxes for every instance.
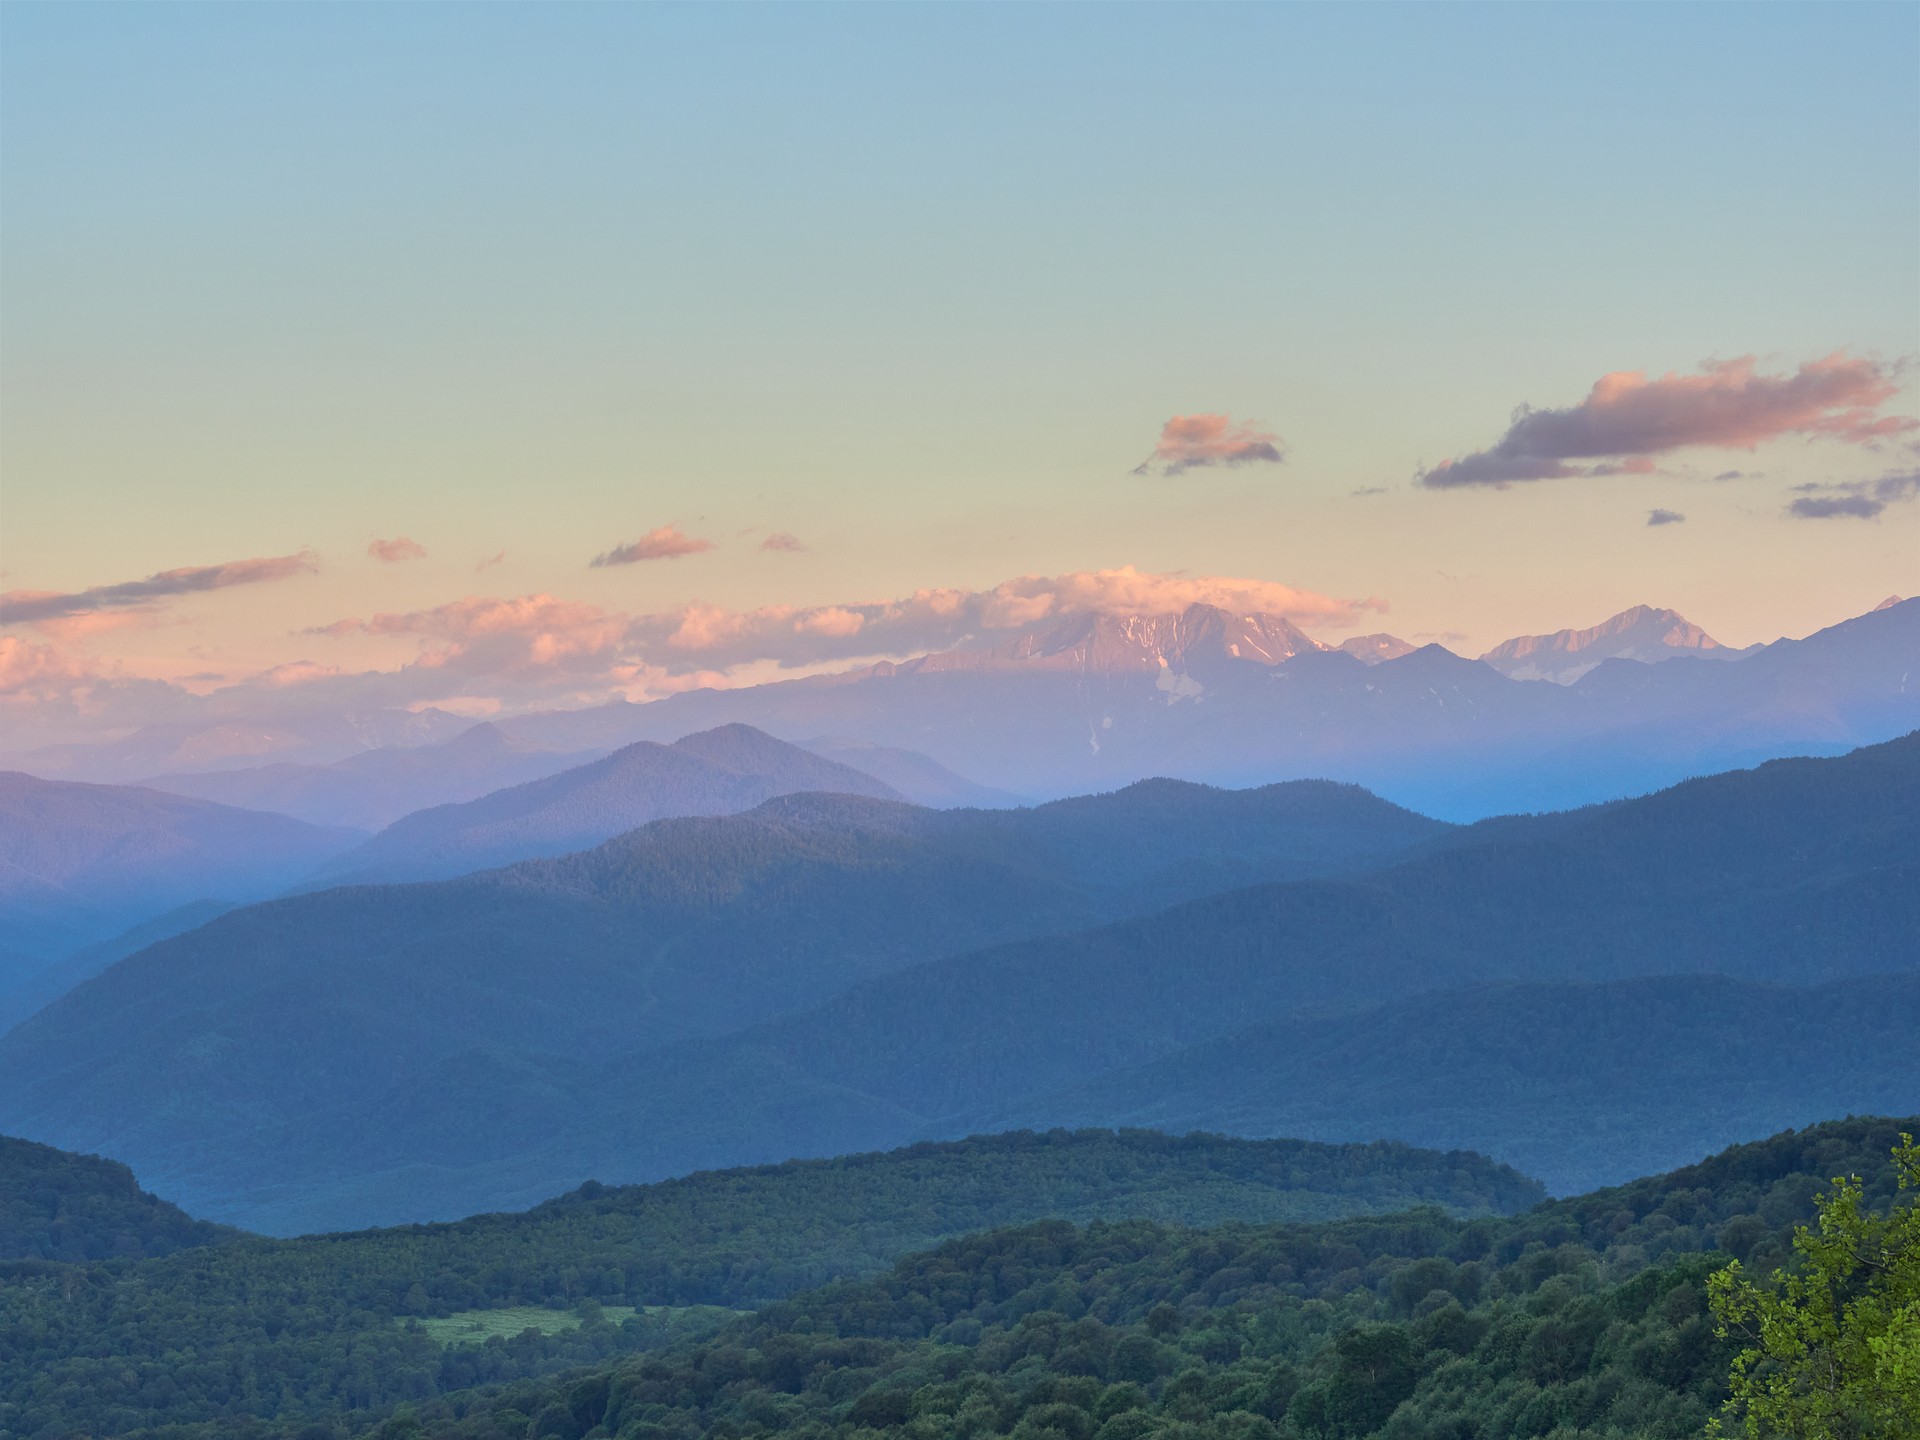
[9,566,1383,754]
[590,526,715,567]
[761,532,806,553]
[1421,353,1914,489]
[368,537,428,564]
[0,551,319,626]
[1133,414,1286,477]
[627,566,1382,672]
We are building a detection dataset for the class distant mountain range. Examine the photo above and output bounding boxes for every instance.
[2,733,1909,1232]
[1476,603,1745,683]
[488,597,1920,818]
[304,723,907,888]
[0,772,360,993]
[6,598,1911,824]
[140,720,608,832]
[5,706,472,784]
[0,726,1019,1032]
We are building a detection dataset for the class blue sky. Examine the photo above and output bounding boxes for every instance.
[2,2,1916,735]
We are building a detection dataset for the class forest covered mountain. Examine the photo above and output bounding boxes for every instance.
[1,736,1909,1233]
[0,1116,1908,1440]
[0,773,1448,1229]
[0,1134,238,1263]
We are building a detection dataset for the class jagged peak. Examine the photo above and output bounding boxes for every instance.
[1481,605,1725,663]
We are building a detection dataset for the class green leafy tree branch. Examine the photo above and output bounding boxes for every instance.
[1708,1133,1920,1439]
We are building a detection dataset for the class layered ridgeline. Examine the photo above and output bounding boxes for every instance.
[1,1118,1910,1440]
[3,738,1915,1233]
[16,598,1917,821]
[489,596,1920,817]
[0,771,360,1006]
[141,720,612,832]
[0,1128,1543,1438]
[304,724,910,887]
[143,727,1018,832]
[0,774,1448,1229]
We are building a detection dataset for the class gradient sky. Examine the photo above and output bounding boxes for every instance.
[2,2,1917,744]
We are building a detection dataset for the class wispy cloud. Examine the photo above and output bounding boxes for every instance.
[477,551,507,571]
[761,531,806,553]
[1787,469,1920,520]
[368,537,427,564]
[1134,414,1286,477]
[1646,509,1687,526]
[1420,354,1912,489]
[0,551,319,626]
[590,526,715,567]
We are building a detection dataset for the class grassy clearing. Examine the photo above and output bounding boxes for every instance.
[418,1305,638,1345]
[415,1302,744,1348]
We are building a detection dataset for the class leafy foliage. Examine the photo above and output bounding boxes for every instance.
[1708,1134,1920,1438]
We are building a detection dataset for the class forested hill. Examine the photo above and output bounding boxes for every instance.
[2,1116,1907,1439]
[0,1129,1540,1438]
[0,1135,237,1262]
[0,776,1445,1230]
[338,1116,1920,1440]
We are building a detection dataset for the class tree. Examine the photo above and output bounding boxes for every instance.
[1708,1133,1920,1439]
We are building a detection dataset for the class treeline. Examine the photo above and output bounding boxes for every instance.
[0,1135,237,1263]
[348,1115,1914,1440]
[0,1130,1539,1438]
[1,1118,1911,1439]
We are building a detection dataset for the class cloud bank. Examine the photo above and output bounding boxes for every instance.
[0,551,319,626]
[317,567,1382,687]
[1421,354,1912,489]
[1134,414,1286,476]
[590,527,714,566]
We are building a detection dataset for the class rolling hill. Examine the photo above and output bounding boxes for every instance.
[0,773,1448,1229]
[960,973,1920,1194]
[197,733,1920,1227]
[0,1134,237,1262]
[4,1117,1909,1440]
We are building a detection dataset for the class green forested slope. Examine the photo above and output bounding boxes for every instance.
[0,1135,236,1262]
[0,778,1444,1231]
[338,1116,1920,1440]
[0,1129,1538,1438]
[962,973,1920,1194]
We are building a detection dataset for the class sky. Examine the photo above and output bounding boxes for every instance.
[2,2,1917,748]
